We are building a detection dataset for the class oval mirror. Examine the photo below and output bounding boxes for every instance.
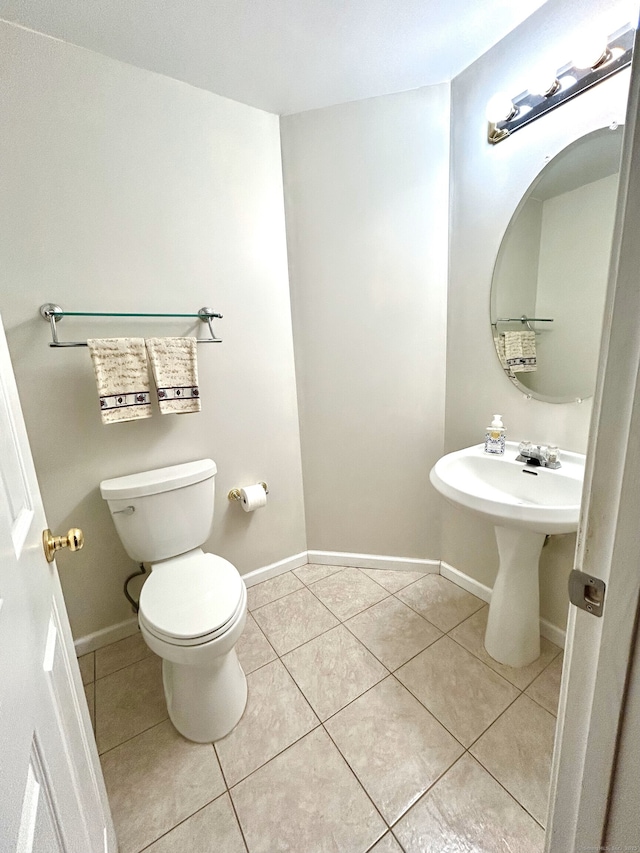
[490,126,623,403]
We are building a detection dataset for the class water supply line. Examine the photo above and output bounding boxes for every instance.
[124,563,146,613]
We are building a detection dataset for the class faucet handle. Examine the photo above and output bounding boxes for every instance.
[545,445,560,464]
[518,440,533,454]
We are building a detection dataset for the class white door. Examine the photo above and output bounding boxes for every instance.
[0,316,116,853]
[546,23,640,852]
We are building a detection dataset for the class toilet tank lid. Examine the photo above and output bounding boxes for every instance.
[100,459,217,500]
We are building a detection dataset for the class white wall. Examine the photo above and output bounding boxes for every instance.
[281,86,450,560]
[446,0,632,629]
[0,21,306,641]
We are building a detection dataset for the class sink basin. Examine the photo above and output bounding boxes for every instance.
[430,441,586,668]
[430,442,585,534]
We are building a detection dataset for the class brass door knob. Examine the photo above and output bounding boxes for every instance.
[42,528,84,563]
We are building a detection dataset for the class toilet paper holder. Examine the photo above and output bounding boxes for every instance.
[228,482,269,501]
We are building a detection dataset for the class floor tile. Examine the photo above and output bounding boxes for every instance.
[449,606,562,689]
[293,563,344,585]
[144,794,246,853]
[325,676,463,824]
[84,683,95,732]
[231,727,386,853]
[394,754,544,853]
[252,587,338,655]
[345,596,442,671]
[526,653,564,715]
[395,636,519,746]
[101,719,225,853]
[471,694,556,826]
[282,625,387,721]
[396,574,484,632]
[360,568,430,593]
[235,613,277,675]
[368,835,404,853]
[95,631,153,679]
[246,572,304,611]
[95,655,167,753]
[215,659,318,786]
[309,568,389,621]
[78,652,94,685]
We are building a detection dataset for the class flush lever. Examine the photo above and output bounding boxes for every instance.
[568,569,606,616]
[113,505,135,515]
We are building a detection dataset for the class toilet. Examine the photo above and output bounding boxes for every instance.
[100,459,247,743]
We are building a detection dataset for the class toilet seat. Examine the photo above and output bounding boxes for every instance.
[139,551,244,647]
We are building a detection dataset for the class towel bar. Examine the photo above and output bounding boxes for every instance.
[39,304,223,347]
[492,315,554,335]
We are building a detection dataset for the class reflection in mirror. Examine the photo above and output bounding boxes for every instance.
[490,126,623,403]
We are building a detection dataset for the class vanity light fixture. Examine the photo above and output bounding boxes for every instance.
[487,22,635,145]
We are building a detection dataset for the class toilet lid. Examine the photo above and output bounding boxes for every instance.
[139,552,243,641]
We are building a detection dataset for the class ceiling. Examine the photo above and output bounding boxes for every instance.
[0,0,551,114]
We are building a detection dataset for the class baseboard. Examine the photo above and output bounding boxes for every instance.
[440,561,566,649]
[75,551,566,656]
[307,550,439,573]
[540,618,566,649]
[440,561,492,603]
[238,551,309,587]
[74,616,139,657]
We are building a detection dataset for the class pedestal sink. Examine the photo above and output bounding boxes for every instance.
[430,442,585,667]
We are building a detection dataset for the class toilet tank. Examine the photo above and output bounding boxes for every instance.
[100,459,217,563]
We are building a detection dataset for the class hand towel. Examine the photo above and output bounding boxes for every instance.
[145,337,201,414]
[87,338,152,424]
[493,334,514,376]
[504,330,537,373]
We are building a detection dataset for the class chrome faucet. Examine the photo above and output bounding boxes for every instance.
[516,441,561,469]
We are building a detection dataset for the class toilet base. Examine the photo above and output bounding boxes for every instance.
[162,649,248,742]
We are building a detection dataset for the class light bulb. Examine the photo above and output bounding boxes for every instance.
[572,34,611,69]
[527,70,561,98]
[486,92,517,124]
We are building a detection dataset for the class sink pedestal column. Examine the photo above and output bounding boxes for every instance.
[484,525,546,668]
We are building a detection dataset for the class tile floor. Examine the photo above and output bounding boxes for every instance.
[80,565,563,853]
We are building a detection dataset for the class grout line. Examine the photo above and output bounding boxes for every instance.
[463,688,524,752]
[387,751,470,834]
[94,650,155,683]
[97,715,170,759]
[263,618,341,658]
[226,720,323,792]
[302,570,394,623]
[320,721,390,836]
[293,563,344,586]
[226,788,251,853]
[341,614,441,672]
[247,612,277,653]
[388,672,467,752]
[137,792,233,852]
[444,630,532,691]
[463,751,547,832]
[523,690,559,718]
[212,740,230,790]
[248,582,308,615]
[387,631,445,675]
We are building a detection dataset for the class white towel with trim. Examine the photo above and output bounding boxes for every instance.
[493,334,514,376]
[504,330,537,373]
[145,337,201,414]
[87,338,152,424]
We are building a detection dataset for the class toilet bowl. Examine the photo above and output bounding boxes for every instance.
[100,460,248,742]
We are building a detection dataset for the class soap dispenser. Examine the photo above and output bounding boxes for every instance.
[485,414,506,455]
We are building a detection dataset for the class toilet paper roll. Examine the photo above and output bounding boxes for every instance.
[240,484,267,512]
